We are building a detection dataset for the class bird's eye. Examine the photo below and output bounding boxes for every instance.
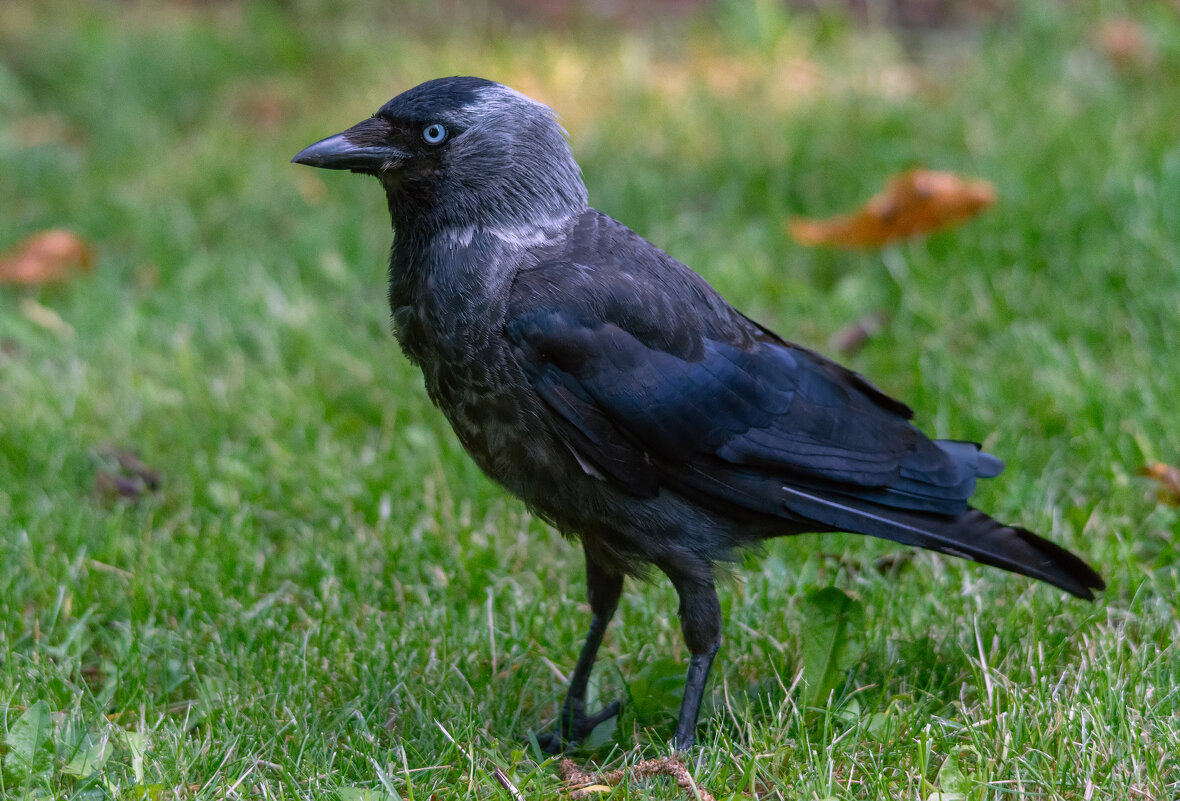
[422,123,448,145]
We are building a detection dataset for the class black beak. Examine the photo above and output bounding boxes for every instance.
[291,117,408,173]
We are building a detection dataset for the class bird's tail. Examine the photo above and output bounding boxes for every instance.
[780,486,1105,599]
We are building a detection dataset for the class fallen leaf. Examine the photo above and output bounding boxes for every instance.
[1139,462,1180,506]
[789,169,996,248]
[94,446,162,504]
[829,310,890,355]
[1093,17,1154,70]
[0,229,95,285]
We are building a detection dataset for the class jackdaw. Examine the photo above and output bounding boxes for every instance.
[292,76,1104,751]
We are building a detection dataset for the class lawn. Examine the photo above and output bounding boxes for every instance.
[1,1,1178,798]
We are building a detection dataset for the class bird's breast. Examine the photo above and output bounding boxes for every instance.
[389,281,552,484]
[430,355,574,501]
[387,229,601,518]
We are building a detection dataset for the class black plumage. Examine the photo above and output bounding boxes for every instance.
[292,76,1104,751]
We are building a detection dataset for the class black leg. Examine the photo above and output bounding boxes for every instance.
[536,547,624,753]
[663,564,722,751]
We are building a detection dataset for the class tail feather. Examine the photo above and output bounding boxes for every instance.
[781,485,1105,599]
[854,440,1005,514]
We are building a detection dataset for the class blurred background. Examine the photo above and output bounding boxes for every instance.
[1,1,1178,798]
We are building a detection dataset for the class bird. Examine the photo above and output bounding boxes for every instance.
[291,76,1104,752]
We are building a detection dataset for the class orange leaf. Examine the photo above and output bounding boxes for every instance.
[0,229,95,285]
[1092,17,1154,70]
[1139,462,1180,507]
[788,169,996,248]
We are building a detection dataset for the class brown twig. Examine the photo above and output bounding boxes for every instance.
[559,756,716,801]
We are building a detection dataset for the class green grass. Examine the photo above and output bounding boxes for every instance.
[2,0,1178,798]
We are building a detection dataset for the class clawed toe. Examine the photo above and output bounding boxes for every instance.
[534,730,564,755]
[582,699,622,730]
[534,699,623,753]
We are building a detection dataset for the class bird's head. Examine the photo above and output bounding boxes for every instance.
[292,76,588,234]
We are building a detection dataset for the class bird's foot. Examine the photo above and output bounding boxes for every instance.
[534,699,622,754]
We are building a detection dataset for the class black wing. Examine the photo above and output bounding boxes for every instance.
[504,211,1104,599]
[506,212,989,515]
[507,305,994,514]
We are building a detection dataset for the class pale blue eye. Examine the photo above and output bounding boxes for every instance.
[422,123,447,145]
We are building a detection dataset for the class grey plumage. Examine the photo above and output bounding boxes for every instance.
[292,76,1104,751]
